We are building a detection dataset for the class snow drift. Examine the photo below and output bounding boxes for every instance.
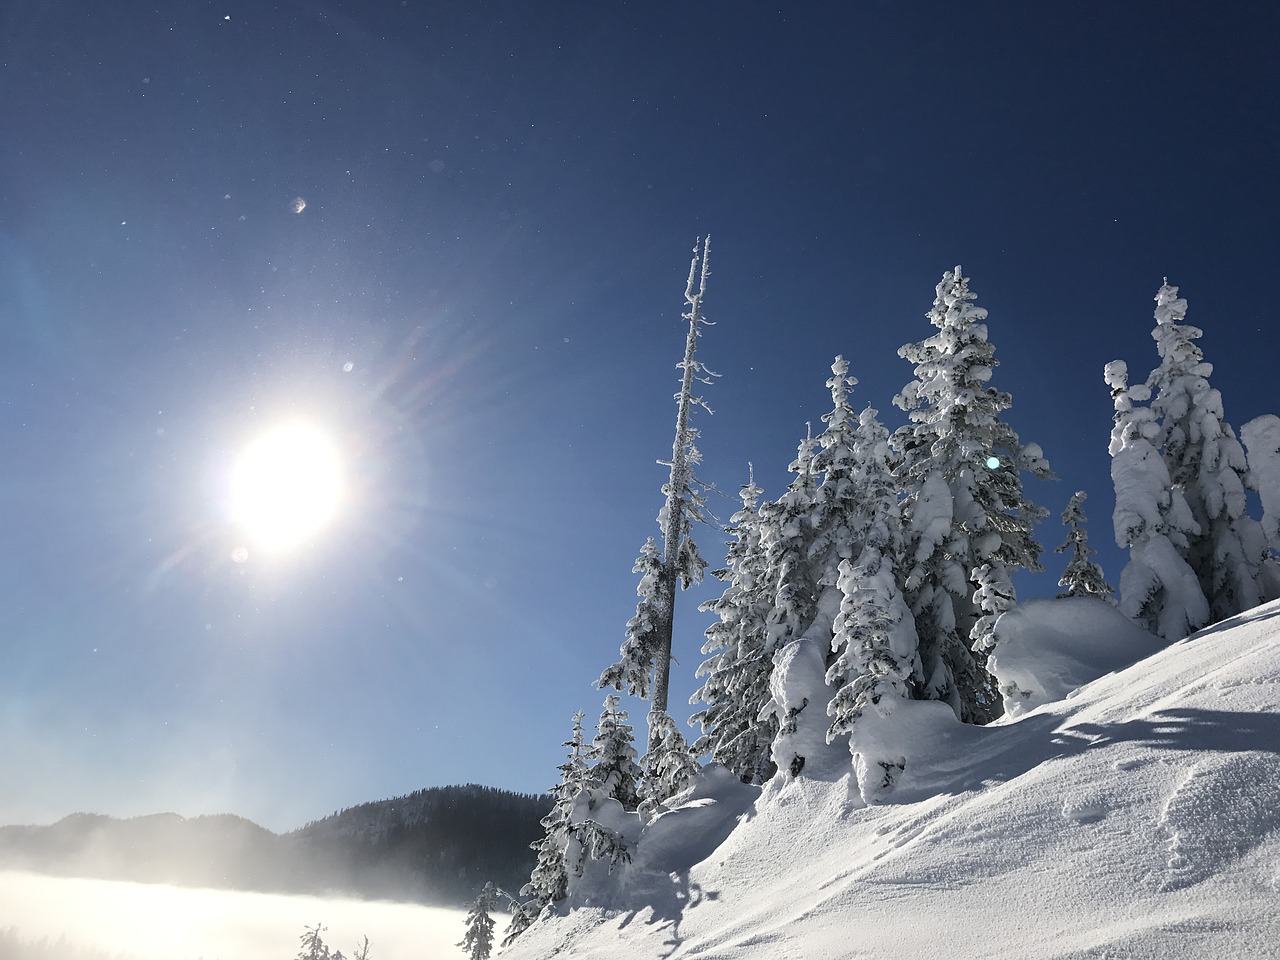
[503,599,1280,959]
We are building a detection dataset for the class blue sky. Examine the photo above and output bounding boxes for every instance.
[1,1,1277,831]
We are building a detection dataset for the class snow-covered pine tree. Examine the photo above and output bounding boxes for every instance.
[296,924,342,960]
[590,695,643,811]
[521,711,592,912]
[892,266,1052,724]
[754,428,822,774]
[597,538,663,701]
[1144,281,1274,620]
[970,561,1017,656]
[765,360,913,779]
[806,357,866,620]
[825,552,917,801]
[1241,415,1280,555]
[1105,359,1209,641]
[639,709,700,812]
[1055,491,1114,600]
[458,882,499,960]
[500,900,538,949]
[825,402,921,798]
[758,428,820,643]
[600,237,714,750]
[691,468,778,784]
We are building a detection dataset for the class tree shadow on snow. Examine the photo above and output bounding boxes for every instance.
[895,706,1280,804]
[1065,708,1280,756]
[615,867,717,958]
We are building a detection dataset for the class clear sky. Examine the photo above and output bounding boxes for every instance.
[1,2,1277,832]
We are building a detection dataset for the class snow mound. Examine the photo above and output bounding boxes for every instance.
[989,596,1161,717]
[563,764,756,913]
[768,637,847,780]
[504,600,1280,960]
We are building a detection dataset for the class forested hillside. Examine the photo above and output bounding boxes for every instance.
[0,784,546,907]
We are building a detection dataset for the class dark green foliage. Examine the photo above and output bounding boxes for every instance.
[290,784,549,905]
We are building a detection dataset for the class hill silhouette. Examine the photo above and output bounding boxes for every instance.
[0,784,546,907]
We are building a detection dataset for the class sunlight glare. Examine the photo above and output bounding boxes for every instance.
[229,421,343,554]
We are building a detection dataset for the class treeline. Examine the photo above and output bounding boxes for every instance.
[0,784,547,907]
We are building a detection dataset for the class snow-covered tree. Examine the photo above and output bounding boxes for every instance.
[500,900,538,949]
[1242,415,1280,554]
[806,357,868,611]
[969,560,1017,656]
[458,883,499,960]
[1144,281,1274,620]
[1055,491,1114,600]
[825,401,919,719]
[764,428,826,644]
[825,549,918,800]
[1105,359,1209,641]
[749,429,823,770]
[601,237,715,737]
[521,711,592,910]
[597,538,663,701]
[893,266,1052,724]
[691,468,777,784]
[640,709,699,811]
[590,695,642,811]
[296,924,345,960]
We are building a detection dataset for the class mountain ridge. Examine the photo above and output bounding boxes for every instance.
[0,783,546,907]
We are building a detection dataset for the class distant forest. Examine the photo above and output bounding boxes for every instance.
[0,784,548,907]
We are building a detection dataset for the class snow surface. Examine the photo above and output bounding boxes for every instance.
[503,599,1280,959]
[989,596,1161,717]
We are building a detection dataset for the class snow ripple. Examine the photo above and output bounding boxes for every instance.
[1156,751,1280,891]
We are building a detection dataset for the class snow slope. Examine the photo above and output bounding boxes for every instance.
[503,600,1280,959]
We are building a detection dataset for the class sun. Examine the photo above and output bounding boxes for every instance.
[229,420,344,554]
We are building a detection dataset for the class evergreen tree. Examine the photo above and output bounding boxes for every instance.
[590,695,643,810]
[892,266,1052,724]
[1144,281,1274,620]
[825,550,918,794]
[1105,359,1209,641]
[521,711,592,909]
[754,429,822,771]
[691,469,778,784]
[758,429,821,659]
[825,403,920,797]
[601,237,715,742]
[1241,415,1280,555]
[458,883,499,960]
[969,561,1018,656]
[640,710,700,812]
[824,403,916,701]
[806,357,868,619]
[762,361,907,779]
[598,538,663,701]
[296,924,344,960]
[500,900,539,949]
[1055,491,1114,600]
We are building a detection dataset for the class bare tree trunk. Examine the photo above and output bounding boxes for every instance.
[651,236,711,718]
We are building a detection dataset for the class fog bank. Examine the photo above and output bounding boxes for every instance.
[0,871,468,959]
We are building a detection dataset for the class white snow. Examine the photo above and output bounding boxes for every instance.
[503,600,1280,960]
[1243,414,1280,549]
[989,596,1161,717]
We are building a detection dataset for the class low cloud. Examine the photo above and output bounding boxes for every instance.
[0,870,470,959]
